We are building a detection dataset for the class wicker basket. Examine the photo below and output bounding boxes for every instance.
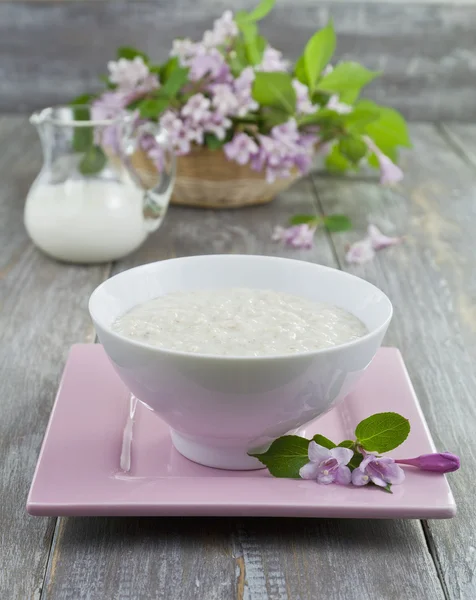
[129,146,300,209]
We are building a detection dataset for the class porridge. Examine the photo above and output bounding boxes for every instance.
[112,288,367,356]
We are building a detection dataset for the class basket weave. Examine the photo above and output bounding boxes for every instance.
[129,146,300,209]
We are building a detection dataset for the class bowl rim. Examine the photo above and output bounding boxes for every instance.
[89,254,393,362]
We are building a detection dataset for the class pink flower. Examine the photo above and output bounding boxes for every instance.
[202,10,238,47]
[363,136,403,185]
[395,452,460,473]
[257,46,290,72]
[210,83,239,115]
[107,57,156,92]
[345,224,401,264]
[188,48,231,82]
[352,453,405,488]
[181,94,211,123]
[293,79,317,115]
[327,95,352,114]
[224,133,259,165]
[205,113,231,140]
[300,442,353,485]
[272,224,316,249]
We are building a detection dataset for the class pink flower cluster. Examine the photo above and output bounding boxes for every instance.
[225,119,316,183]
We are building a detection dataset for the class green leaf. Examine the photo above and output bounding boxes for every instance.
[355,412,410,453]
[323,214,352,232]
[204,133,227,151]
[312,434,336,449]
[318,62,380,100]
[249,435,310,478]
[240,21,262,65]
[261,106,290,129]
[294,56,307,85]
[298,108,344,129]
[289,214,320,226]
[358,100,411,157]
[338,440,355,449]
[343,106,381,132]
[160,66,189,97]
[384,483,393,494]
[78,145,107,175]
[246,0,275,22]
[99,74,117,90]
[159,56,180,83]
[117,46,149,62]
[138,96,170,119]
[338,135,368,163]
[252,71,296,113]
[70,93,94,106]
[325,145,351,173]
[304,20,336,93]
[72,106,93,152]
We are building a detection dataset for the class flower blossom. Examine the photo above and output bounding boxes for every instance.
[363,136,403,185]
[293,80,317,115]
[107,57,158,93]
[224,133,258,165]
[395,452,460,473]
[257,46,290,72]
[181,93,211,123]
[327,95,352,115]
[272,224,316,249]
[351,453,405,488]
[299,442,353,485]
[345,224,401,264]
[202,10,238,47]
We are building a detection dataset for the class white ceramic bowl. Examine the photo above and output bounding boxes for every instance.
[89,255,392,470]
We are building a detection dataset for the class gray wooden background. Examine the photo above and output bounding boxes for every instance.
[1,0,476,120]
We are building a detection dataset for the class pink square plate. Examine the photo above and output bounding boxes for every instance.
[27,345,456,518]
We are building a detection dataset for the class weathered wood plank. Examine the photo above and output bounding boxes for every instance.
[43,177,444,600]
[0,116,112,598]
[313,123,476,600]
[1,0,476,120]
[440,124,476,171]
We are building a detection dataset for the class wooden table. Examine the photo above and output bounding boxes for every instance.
[1,117,475,600]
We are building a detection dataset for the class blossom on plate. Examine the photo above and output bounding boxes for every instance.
[351,453,405,488]
[299,442,353,485]
[395,452,460,473]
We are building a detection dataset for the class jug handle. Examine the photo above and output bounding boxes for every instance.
[121,118,176,233]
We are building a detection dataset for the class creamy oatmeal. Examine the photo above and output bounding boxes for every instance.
[112,288,367,356]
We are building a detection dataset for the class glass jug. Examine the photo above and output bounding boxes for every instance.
[25,106,175,263]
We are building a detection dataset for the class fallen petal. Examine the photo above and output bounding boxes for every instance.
[271,226,286,242]
[345,237,375,264]
[368,224,401,250]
